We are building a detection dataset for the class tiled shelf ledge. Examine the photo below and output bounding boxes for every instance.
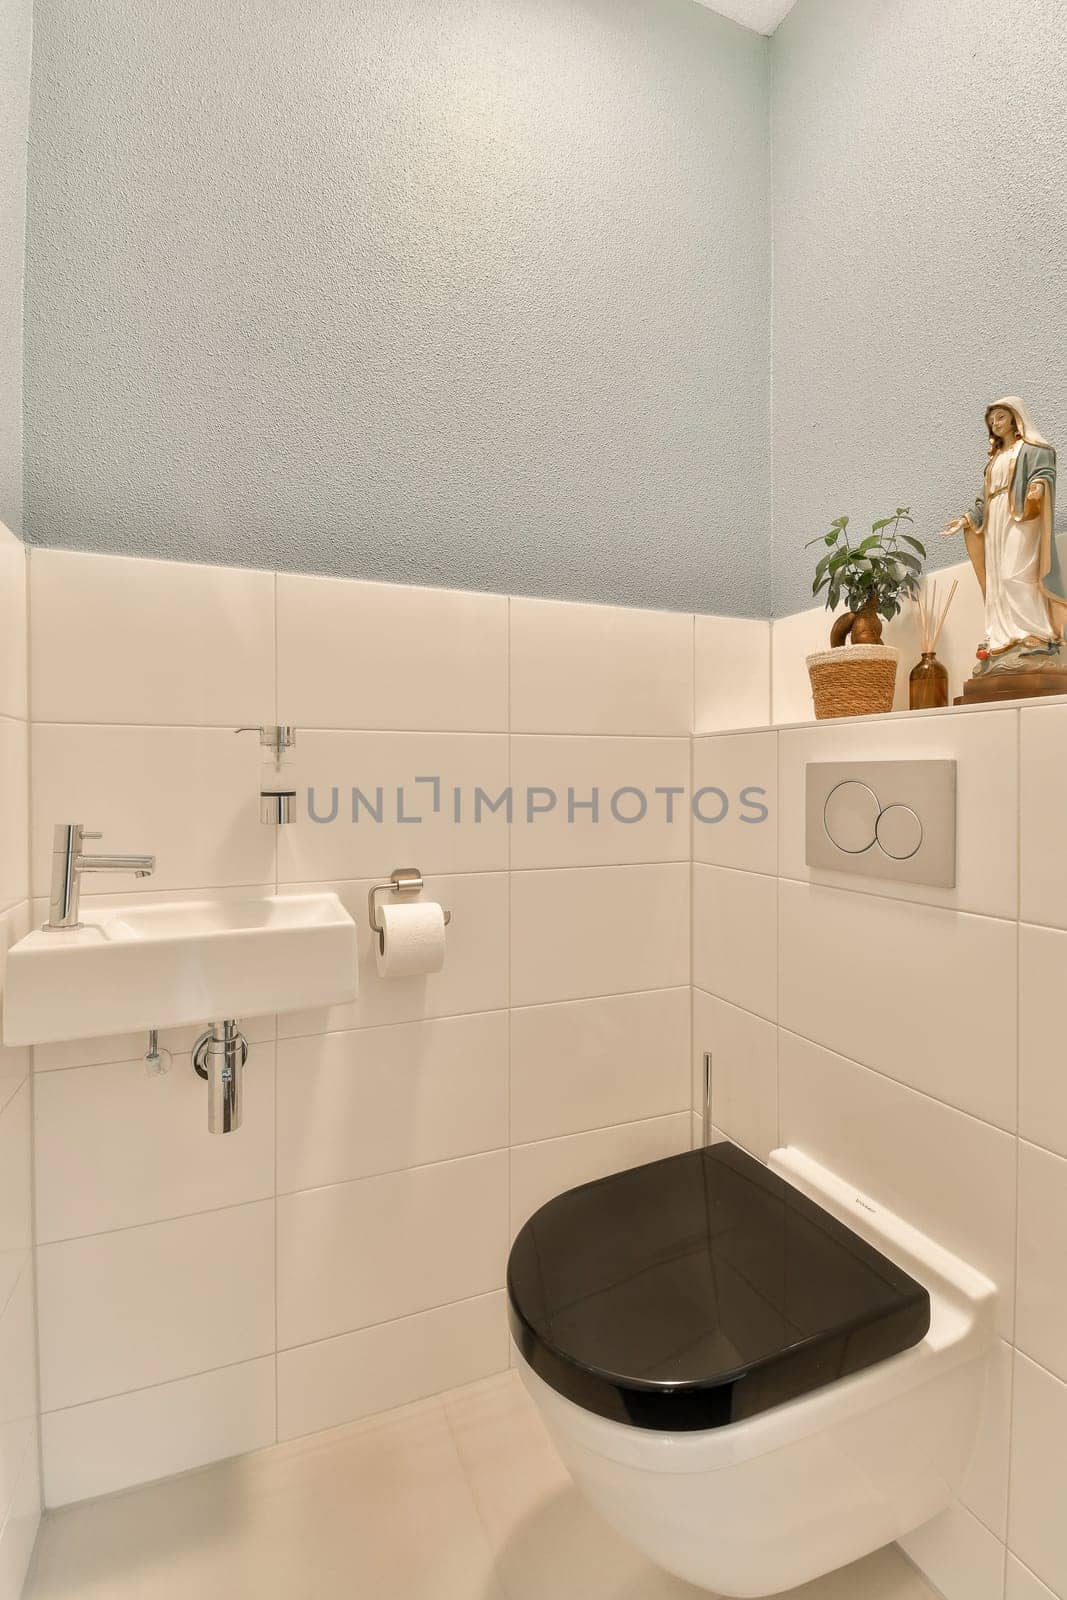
[703,687,1067,739]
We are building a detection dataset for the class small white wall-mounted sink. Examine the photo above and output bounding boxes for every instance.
[2,893,358,1046]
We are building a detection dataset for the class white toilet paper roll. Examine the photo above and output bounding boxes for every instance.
[375,900,447,978]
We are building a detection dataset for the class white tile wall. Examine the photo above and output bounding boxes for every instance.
[17,543,1061,1600]
[41,1357,277,1507]
[33,1049,276,1241]
[692,862,777,1020]
[276,1152,507,1349]
[510,863,690,1007]
[778,1032,1017,1337]
[692,730,777,874]
[509,988,689,1144]
[29,551,275,727]
[31,725,276,895]
[37,1200,275,1410]
[277,730,509,882]
[694,615,771,733]
[779,881,1017,1129]
[0,522,38,1589]
[1008,1558,1059,1600]
[1019,925,1067,1160]
[277,573,508,733]
[22,554,758,1521]
[1017,1143,1067,1384]
[508,736,689,869]
[693,992,778,1159]
[1021,703,1067,930]
[276,1014,507,1192]
[509,597,693,735]
[276,1292,507,1442]
[698,698,1067,1600]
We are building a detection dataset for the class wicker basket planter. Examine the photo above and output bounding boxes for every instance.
[806,645,899,720]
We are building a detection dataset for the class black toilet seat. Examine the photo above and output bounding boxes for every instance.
[507,1140,930,1432]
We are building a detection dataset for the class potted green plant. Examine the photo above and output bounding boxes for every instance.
[805,508,927,719]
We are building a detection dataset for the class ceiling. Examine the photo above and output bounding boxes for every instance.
[693,0,799,35]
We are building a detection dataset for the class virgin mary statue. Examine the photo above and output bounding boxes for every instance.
[943,397,1066,680]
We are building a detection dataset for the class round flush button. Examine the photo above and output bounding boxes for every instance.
[823,781,880,854]
[876,804,923,860]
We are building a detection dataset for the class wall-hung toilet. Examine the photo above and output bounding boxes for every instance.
[507,1140,997,1598]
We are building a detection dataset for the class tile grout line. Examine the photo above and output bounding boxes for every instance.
[33,986,693,1071]
[36,1109,692,1250]
[24,544,46,1522]
[503,595,513,1314]
[272,569,281,1444]
[1004,705,1022,1572]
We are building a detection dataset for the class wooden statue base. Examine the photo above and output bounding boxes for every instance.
[954,670,1067,705]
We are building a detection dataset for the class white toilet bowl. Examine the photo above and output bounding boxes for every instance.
[508,1143,997,1598]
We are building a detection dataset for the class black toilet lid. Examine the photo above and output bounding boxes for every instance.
[507,1140,930,1432]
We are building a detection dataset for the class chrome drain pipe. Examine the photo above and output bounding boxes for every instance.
[193,1021,249,1134]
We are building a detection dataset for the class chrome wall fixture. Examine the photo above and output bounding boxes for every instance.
[367,867,452,942]
[193,1020,249,1134]
[804,760,957,888]
[235,725,298,823]
[44,822,156,930]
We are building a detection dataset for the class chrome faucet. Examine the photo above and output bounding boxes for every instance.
[45,823,156,930]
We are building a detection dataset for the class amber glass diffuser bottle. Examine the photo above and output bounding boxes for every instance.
[910,579,958,711]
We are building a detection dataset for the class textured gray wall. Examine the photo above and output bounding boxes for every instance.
[771,0,1067,617]
[24,0,772,615]
[0,0,32,536]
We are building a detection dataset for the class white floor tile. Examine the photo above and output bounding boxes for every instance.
[897,1499,1005,1600]
[0,1430,40,1600]
[21,1367,944,1600]
[27,1400,502,1600]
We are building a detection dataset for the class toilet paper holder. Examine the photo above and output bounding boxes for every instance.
[368,867,453,935]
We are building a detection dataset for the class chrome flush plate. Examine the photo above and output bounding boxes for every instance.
[804,760,956,888]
